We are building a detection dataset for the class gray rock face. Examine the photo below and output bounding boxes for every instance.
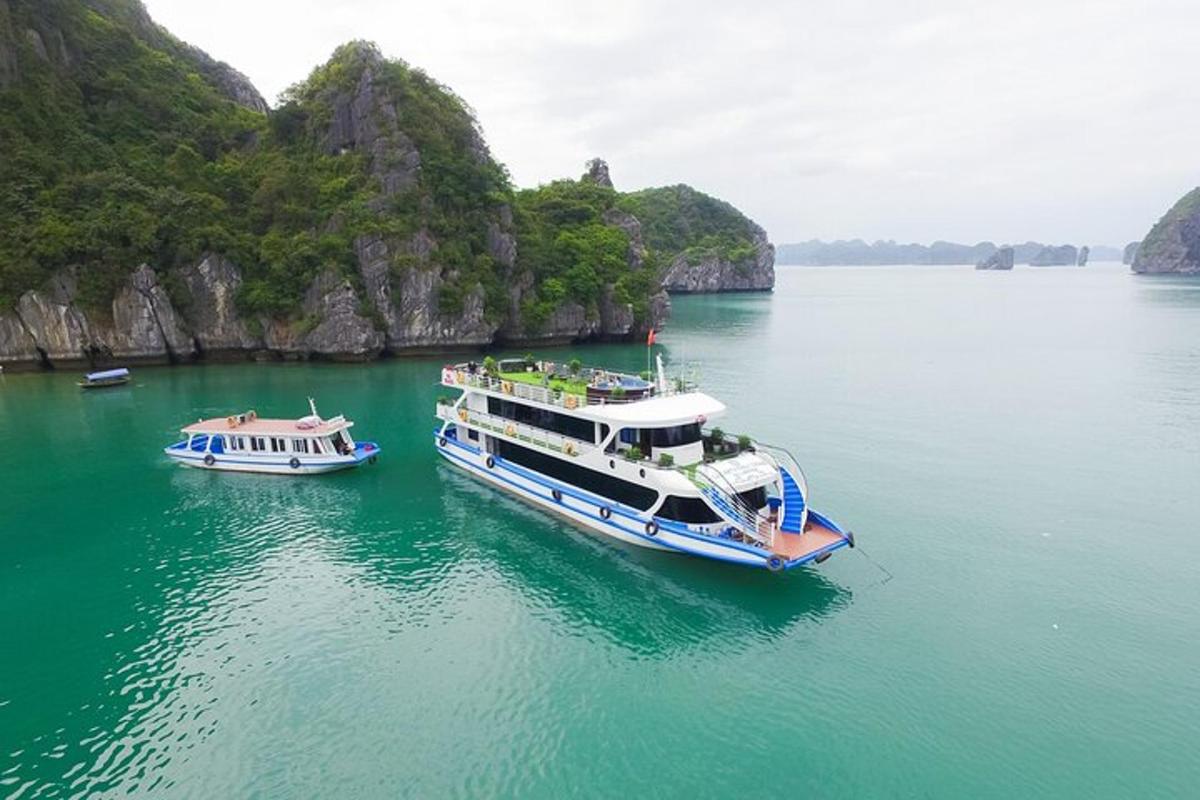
[583,158,613,189]
[1076,246,1089,266]
[100,264,195,361]
[1123,241,1140,265]
[661,224,775,293]
[1133,188,1200,274]
[176,42,268,112]
[0,308,40,365]
[176,254,259,353]
[299,270,383,359]
[324,47,420,199]
[602,208,647,270]
[1029,244,1079,266]
[976,246,1014,270]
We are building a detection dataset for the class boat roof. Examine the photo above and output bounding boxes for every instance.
[85,368,129,380]
[585,392,726,426]
[182,416,353,436]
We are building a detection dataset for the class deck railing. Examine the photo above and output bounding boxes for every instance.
[438,404,594,458]
[441,364,696,410]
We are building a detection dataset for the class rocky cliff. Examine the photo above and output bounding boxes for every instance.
[618,184,774,293]
[0,5,676,369]
[975,246,1014,270]
[1132,188,1200,274]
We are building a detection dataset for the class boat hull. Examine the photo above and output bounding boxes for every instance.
[435,431,850,570]
[164,442,380,475]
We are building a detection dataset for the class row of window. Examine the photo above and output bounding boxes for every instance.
[223,436,322,454]
[495,440,658,510]
[488,397,596,442]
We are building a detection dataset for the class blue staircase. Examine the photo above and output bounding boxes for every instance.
[779,467,806,533]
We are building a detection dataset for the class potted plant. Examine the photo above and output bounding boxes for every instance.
[627,445,643,461]
[737,434,752,451]
[482,355,498,376]
[657,452,674,467]
[568,358,582,377]
[523,353,536,371]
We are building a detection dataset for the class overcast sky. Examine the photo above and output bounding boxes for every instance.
[143,0,1200,246]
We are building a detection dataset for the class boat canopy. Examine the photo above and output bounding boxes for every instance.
[182,415,353,437]
[85,368,129,381]
[586,392,727,427]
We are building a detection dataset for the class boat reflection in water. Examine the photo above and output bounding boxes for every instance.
[438,466,851,658]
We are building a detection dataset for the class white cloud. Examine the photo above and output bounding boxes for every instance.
[143,0,1200,245]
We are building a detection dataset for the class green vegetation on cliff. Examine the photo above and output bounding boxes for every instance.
[617,184,758,265]
[512,178,658,328]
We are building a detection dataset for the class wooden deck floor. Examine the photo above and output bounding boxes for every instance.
[770,519,845,560]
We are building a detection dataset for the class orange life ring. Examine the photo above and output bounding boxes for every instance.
[455,370,465,384]
[501,381,514,395]
[504,424,516,437]
[226,415,237,428]
[562,441,576,456]
[564,395,578,410]
[457,408,468,422]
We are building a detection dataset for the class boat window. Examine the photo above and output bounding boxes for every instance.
[250,437,260,452]
[495,440,658,510]
[737,486,768,510]
[293,438,308,454]
[658,495,722,524]
[467,428,479,442]
[487,397,594,442]
[619,428,638,445]
[311,439,323,455]
[650,424,702,448]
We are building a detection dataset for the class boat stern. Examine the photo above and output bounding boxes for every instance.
[351,441,381,464]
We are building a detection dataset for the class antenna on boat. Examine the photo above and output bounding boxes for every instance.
[308,397,318,418]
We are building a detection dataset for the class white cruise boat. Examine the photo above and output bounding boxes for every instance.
[165,400,380,475]
[434,357,854,572]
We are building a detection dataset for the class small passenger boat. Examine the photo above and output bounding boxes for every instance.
[165,400,380,475]
[434,356,854,572]
[79,368,131,389]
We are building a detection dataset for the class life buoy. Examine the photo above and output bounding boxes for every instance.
[501,381,513,395]
[645,520,659,536]
[846,530,856,549]
[457,408,468,422]
[439,436,447,447]
[455,371,465,384]
[562,441,576,456]
[289,457,300,470]
[814,552,832,564]
[599,506,612,520]
[203,454,215,467]
[564,395,578,410]
[485,455,495,469]
[504,424,516,437]
[226,416,237,428]
[766,555,785,572]
[552,489,563,503]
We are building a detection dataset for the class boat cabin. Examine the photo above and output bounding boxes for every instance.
[177,411,358,458]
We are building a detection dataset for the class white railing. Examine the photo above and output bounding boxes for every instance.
[441,364,696,410]
[437,404,593,458]
[685,463,775,548]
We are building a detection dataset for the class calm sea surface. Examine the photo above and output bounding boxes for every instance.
[2,263,1198,798]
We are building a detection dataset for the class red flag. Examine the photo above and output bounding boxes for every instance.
[647,328,656,346]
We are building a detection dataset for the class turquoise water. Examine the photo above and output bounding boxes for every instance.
[2,264,1198,797]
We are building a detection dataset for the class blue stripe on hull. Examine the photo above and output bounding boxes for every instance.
[433,431,851,569]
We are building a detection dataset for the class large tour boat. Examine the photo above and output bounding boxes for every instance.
[165,400,380,475]
[434,357,854,571]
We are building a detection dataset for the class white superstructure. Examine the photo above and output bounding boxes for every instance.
[434,358,852,571]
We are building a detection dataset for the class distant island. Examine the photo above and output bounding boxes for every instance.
[777,239,1123,266]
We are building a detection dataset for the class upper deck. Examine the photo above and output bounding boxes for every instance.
[182,412,353,437]
[441,358,725,425]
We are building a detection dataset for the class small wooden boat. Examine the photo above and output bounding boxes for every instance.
[79,368,131,389]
